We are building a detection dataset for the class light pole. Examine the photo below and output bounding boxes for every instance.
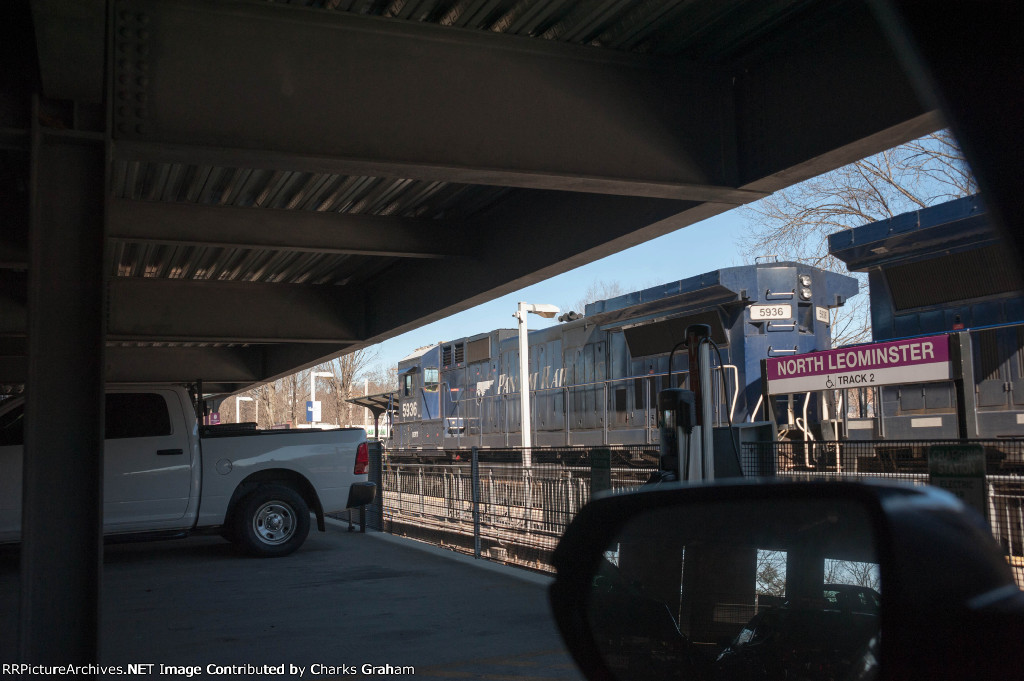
[514,302,559,465]
[309,370,333,426]
[236,395,255,424]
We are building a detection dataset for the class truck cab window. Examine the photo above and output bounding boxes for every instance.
[0,404,24,446]
[105,393,172,439]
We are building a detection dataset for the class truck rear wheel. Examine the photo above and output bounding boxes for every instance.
[235,484,310,557]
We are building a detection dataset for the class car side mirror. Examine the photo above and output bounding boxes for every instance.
[549,480,1024,681]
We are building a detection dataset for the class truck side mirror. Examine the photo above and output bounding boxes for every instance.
[549,480,1024,681]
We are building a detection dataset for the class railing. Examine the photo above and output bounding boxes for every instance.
[740,438,1024,477]
[364,438,1024,587]
[371,446,659,573]
[410,366,740,449]
[743,439,1024,587]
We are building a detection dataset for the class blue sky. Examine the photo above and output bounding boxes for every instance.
[367,208,749,372]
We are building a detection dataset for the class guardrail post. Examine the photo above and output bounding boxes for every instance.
[566,386,572,446]
[417,468,425,517]
[643,377,651,444]
[603,383,609,445]
[367,440,383,531]
[471,446,481,559]
[503,394,509,447]
[591,447,612,497]
[951,331,980,439]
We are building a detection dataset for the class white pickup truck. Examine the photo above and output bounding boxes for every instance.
[0,386,376,557]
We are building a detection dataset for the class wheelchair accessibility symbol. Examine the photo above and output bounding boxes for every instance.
[825,376,836,389]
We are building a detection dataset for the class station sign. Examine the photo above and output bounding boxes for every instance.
[766,334,951,394]
[306,400,322,422]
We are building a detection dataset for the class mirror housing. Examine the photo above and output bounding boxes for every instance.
[550,479,1024,681]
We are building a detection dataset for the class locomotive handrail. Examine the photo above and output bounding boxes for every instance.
[419,366,741,449]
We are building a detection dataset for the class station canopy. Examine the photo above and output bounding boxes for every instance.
[1,0,944,396]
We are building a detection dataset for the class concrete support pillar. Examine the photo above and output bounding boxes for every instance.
[21,118,106,663]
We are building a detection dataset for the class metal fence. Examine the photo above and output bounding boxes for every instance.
[742,439,1024,587]
[367,446,659,573]
[740,438,1024,478]
[362,439,1024,587]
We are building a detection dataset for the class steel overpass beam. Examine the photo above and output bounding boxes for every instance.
[362,191,724,339]
[735,3,936,191]
[1,276,369,344]
[108,0,747,201]
[103,342,360,389]
[103,345,263,384]
[107,199,456,259]
[30,0,105,104]
[873,0,1024,275]
[106,278,366,344]
[3,342,364,392]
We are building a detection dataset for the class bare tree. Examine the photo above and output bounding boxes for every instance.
[253,383,276,429]
[273,372,307,427]
[364,363,399,393]
[756,550,788,596]
[313,348,377,427]
[217,390,261,425]
[824,559,881,591]
[214,350,379,431]
[741,130,976,346]
[565,279,626,316]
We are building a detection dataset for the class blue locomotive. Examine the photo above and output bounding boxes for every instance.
[829,194,1024,439]
[393,262,859,449]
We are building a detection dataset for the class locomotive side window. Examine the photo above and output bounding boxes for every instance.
[403,373,413,397]
[424,368,439,392]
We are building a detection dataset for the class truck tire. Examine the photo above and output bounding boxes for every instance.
[235,484,310,557]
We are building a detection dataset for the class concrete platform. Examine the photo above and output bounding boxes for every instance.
[0,521,583,680]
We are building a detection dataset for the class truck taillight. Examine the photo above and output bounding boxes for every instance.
[354,442,369,475]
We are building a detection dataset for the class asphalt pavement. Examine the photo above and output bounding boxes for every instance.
[0,520,584,680]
